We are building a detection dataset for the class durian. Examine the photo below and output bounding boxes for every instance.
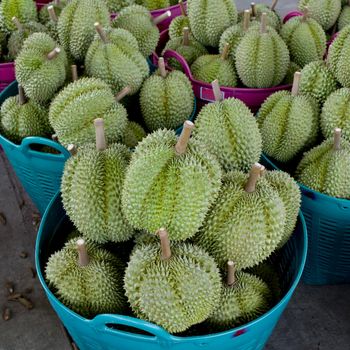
[85,24,149,95]
[283,61,301,85]
[15,32,68,104]
[105,0,135,13]
[49,78,128,147]
[122,122,222,241]
[168,0,190,39]
[46,238,126,317]
[39,0,67,24]
[43,5,60,42]
[296,128,350,198]
[338,1,350,31]
[137,0,169,11]
[257,72,319,163]
[124,228,222,333]
[140,58,194,131]
[122,121,147,148]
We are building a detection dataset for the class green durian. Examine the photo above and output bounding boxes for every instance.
[85,26,149,95]
[46,238,126,317]
[187,0,237,47]
[298,0,341,31]
[57,0,109,62]
[299,60,338,104]
[280,11,326,68]
[338,1,350,31]
[283,61,301,85]
[122,125,222,241]
[235,16,290,88]
[0,29,7,52]
[296,128,350,198]
[136,0,169,11]
[124,229,222,333]
[0,85,51,143]
[106,0,135,13]
[122,121,147,148]
[0,0,37,34]
[49,77,128,147]
[168,0,189,39]
[193,94,262,172]
[194,164,286,269]
[15,32,68,104]
[39,0,67,24]
[140,63,194,131]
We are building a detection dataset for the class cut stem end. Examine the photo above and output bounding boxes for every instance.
[175,120,194,155]
[245,163,263,193]
[227,261,235,287]
[77,239,89,267]
[157,228,171,260]
[94,118,107,151]
[333,128,342,151]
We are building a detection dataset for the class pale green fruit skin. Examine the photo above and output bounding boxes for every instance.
[0,95,51,143]
[235,26,290,88]
[49,77,128,147]
[140,70,194,131]
[193,98,262,172]
[58,0,110,62]
[218,24,245,64]
[194,171,286,269]
[258,91,319,162]
[338,6,350,31]
[168,15,190,40]
[85,28,149,95]
[46,238,126,318]
[124,242,222,333]
[283,61,301,85]
[321,88,350,142]
[187,0,237,47]
[122,121,147,148]
[122,129,222,241]
[0,0,37,33]
[299,0,341,30]
[112,5,159,57]
[106,0,135,13]
[280,16,326,68]
[299,60,338,105]
[207,272,270,330]
[15,33,68,104]
[136,0,169,11]
[296,137,350,198]
[191,54,237,87]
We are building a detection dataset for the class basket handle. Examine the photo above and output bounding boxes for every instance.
[92,314,173,342]
[163,49,193,79]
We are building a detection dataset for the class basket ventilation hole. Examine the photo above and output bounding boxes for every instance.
[105,324,155,337]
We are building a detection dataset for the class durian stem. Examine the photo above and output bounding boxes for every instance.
[260,13,268,34]
[67,144,77,156]
[157,228,172,260]
[211,79,223,102]
[227,261,235,287]
[52,134,58,142]
[94,22,109,44]
[76,239,89,267]
[291,72,301,96]
[94,118,107,151]
[12,17,23,32]
[158,57,167,78]
[71,65,78,82]
[271,0,278,11]
[153,11,171,25]
[259,165,266,177]
[251,2,256,18]
[47,5,58,22]
[54,0,60,5]
[115,86,131,102]
[175,120,194,155]
[333,128,342,151]
[245,163,263,193]
[221,43,230,60]
[179,0,186,17]
[302,6,309,22]
[47,48,61,60]
[18,85,26,105]
[243,10,251,32]
[183,27,190,46]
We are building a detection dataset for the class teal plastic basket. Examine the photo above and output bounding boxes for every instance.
[36,192,307,350]
[0,81,70,214]
[261,154,350,285]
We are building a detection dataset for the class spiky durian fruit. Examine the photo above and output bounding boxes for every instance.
[124,229,222,333]
[280,10,326,68]
[338,1,350,31]
[0,85,51,143]
[298,0,341,31]
[299,60,338,105]
[122,122,222,241]
[0,0,37,34]
[140,59,194,131]
[49,77,128,147]
[206,262,270,330]
[283,61,301,85]
[46,238,126,317]
[39,0,67,24]
[122,121,147,148]
[194,164,286,269]
[193,83,262,172]
[85,25,149,95]
[296,128,350,198]
[257,72,319,163]
[15,32,68,104]
[235,14,290,88]
[168,1,189,39]
[43,5,60,42]
[137,0,169,11]
[106,0,135,13]
[187,0,237,47]
[62,119,134,243]
[57,0,109,62]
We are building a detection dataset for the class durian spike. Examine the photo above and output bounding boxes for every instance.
[67,144,77,156]
[291,72,301,97]
[153,11,171,25]
[18,85,26,105]
[227,261,235,287]
[302,6,309,22]
[251,2,256,18]
[94,22,109,44]
[47,5,58,22]
[179,0,186,17]
[12,17,23,32]
[333,128,342,151]
[211,79,223,102]
[47,48,61,60]
[175,120,195,155]
[157,228,171,260]
[158,57,167,78]
[71,65,78,82]
[260,13,268,34]
[271,0,278,11]
[183,27,190,46]
[115,86,131,102]
[52,134,58,142]
[94,118,107,151]
[221,43,230,60]
[76,239,89,267]
[243,10,251,32]
[245,163,263,193]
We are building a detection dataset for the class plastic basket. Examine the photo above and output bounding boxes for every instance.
[35,192,307,350]
[0,81,70,214]
[0,62,15,92]
[150,2,187,32]
[261,154,350,285]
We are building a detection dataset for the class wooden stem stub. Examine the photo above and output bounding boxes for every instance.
[175,120,194,155]
[302,6,309,22]
[179,0,186,16]
[212,79,223,102]
[115,86,131,102]
[77,239,89,267]
[245,163,263,193]
[94,118,107,151]
[333,128,342,151]
[158,57,167,78]
[227,261,235,287]
[183,27,190,46]
[12,17,23,32]
[18,85,26,105]
[251,2,256,18]
[221,42,230,60]
[271,0,278,11]
[243,9,251,32]
[47,47,61,60]
[67,144,77,156]
[94,22,108,43]
[157,228,171,260]
[260,12,268,34]
[52,134,59,142]
[291,72,301,96]
[153,11,171,25]
[48,5,58,22]
[71,65,78,82]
